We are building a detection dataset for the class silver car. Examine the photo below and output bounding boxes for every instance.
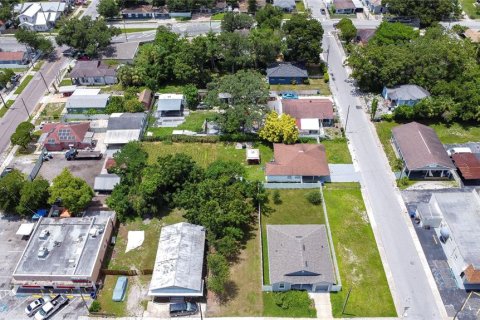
[25,297,48,317]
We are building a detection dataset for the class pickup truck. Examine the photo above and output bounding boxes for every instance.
[34,294,69,320]
[65,148,102,161]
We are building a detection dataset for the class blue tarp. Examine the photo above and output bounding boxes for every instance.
[32,209,48,221]
[112,277,128,302]
[281,92,298,99]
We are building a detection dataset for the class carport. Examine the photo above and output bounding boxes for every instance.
[16,223,35,238]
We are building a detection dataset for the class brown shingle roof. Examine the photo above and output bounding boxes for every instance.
[392,122,455,171]
[464,264,480,284]
[266,144,330,176]
[0,51,25,61]
[452,153,480,180]
[333,0,355,10]
[138,89,153,108]
[282,99,334,120]
[464,29,480,43]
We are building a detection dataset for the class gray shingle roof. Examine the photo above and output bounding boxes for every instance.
[267,224,336,285]
[385,85,430,101]
[267,63,308,78]
[107,113,147,130]
[392,122,455,170]
[69,60,117,78]
[273,0,295,9]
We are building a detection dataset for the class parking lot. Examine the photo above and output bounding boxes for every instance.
[2,295,88,319]
[403,190,480,319]
[38,154,105,187]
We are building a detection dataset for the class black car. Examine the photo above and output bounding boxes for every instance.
[10,74,21,83]
[169,302,198,317]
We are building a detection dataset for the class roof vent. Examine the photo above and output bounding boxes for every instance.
[39,229,50,240]
[38,246,49,259]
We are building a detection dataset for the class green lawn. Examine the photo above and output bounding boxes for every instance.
[142,142,273,181]
[0,106,8,118]
[211,12,225,20]
[60,78,73,86]
[14,75,33,94]
[263,291,316,317]
[460,0,480,18]
[324,183,396,318]
[147,111,217,138]
[261,189,325,284]
[123,28,156,33]
[270,78,331,96]
[156,84,187,94]
[322,138,352,163]
[375,120,480,170]
[33,61,44,71]
[295,1,305,12]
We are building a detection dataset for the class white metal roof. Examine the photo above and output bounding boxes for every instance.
[104,129,142,144]
[247,149,260,160]
[148,222,205,297]
[16,223,35,236]
[300,118,320,130]
[59,85,77,93]
[94,174,120,191]
[72,88,101,96]
[23,3,41,17]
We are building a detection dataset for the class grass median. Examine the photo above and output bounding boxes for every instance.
[14,75,34,94]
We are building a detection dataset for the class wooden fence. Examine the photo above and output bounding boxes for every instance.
[101,269,153,276]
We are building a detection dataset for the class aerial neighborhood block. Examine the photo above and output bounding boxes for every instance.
[69,60,118,86]
[266,62,308,85]
[12,212,116,291]
[266,225,338,292]
[392,122,455,179]
[148,223,206,298]
[266,144,330,183]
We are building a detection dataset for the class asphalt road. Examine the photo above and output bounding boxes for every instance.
[305,0,447,318]
[0,49,68,161]
[81,0,100,19]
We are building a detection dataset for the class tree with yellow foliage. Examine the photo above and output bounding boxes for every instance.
[259,111,299,144]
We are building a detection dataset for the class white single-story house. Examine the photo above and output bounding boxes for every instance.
[155,94,185,117]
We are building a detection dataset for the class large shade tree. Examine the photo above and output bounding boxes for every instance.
[283,14,323,64]
[49,169,94,214]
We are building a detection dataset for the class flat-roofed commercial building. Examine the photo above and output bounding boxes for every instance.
[12,211,115,291]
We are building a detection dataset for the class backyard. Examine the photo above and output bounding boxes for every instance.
[323,183,396,317]
[142,141,273,181]
[96,209,185,316]
[375,120,480,170]
[147,111,217,138]
[270,78,331,96]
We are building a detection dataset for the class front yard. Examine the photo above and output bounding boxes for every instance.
[270,78,331,96]
[323,183,396,317]
[142,142,273,181]
[322,138,352,164]
[459,0,480,18]
[96,210,185,316]
[35,103,65,125]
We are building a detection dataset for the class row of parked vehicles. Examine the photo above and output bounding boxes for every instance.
[25,294,69,320]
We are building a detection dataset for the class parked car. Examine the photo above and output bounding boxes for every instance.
[34,295,69,320]
[25,297,48,317]
[0,167,13,178]
[112,276,128,302]
[320,8,326,14]
[169,302,198,317]
[10,74,21,83]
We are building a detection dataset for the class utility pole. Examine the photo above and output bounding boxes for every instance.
[0,93,6,108]
[344,104,351,134]
[39,72,51,93]
[21,97,30,118]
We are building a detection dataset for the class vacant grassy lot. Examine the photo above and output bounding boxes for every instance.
[261,189,325,284]
[123,28,156,33]
[263,291,316,317]
[295,1,305,12]
[324,183,396,317]
[143,142,273,181]
[460,0,480,18]
[148,111,217,137]
[14,75,33,94]
[35,103,65,124]
[375,120,480,170]
[270,78,331,96]
[207,227,263,317]
[97,210,185,316]
[322,138,352,164]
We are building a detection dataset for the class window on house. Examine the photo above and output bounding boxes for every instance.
[279,283,285,289]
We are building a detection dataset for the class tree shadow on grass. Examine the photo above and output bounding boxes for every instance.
[217,280,239,305]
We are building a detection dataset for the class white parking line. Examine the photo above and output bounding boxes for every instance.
[4,296,28,317]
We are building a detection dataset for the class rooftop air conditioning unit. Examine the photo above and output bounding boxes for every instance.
[38,246,49,258]
[39,229,50,240]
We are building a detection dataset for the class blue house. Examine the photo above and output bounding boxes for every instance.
[266,63,308,85]
[382,85,430,108]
